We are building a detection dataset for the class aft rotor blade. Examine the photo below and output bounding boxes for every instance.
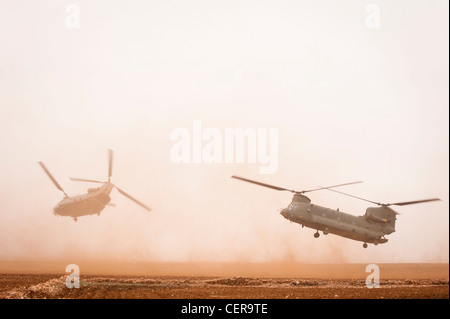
[322,187,381,205]
[302,181,363,193]
[231,176,295,193]
[389,198,441,206]
[69,177,104,183]
[115,186,151,211]
[38,162,68,196]
[108,149,113,182]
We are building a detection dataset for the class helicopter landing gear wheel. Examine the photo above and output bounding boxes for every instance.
[314,231,320,238]
[323,228,329,235]
[73,217,78,222]
[374,240,379,246]
[363,243,368,248]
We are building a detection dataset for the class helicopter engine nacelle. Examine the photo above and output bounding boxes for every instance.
[88,187,98,193]
[365,214,388,223]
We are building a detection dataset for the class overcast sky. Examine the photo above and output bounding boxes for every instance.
[0,0,448,265]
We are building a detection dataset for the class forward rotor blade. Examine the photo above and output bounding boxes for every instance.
[69,177,104,183]
[389,198,441,206]
[108,149,113,182]
[231,176,295,193]
[322,187,381,205]
[302,181,363,193]
[115,186,151,211]
[38,162,68,196]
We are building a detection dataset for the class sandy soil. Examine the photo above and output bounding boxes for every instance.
[0,261,448,299]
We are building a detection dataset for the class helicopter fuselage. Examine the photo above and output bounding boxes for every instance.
[53,183,114,220]
[280,194,394,245]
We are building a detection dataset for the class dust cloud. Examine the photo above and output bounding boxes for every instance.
[0,0,448,274]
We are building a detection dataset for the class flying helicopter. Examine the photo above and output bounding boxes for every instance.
[39,149,151,221]
[231,176,440,248]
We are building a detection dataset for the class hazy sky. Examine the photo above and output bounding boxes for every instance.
[0,0,448,265]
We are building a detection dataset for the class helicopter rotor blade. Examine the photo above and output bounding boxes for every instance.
[114,186,151,211]
[231,176,295,193]
[38,162,68,196]
[108,149,113,182]
[323,188,441,208]
[388,198,441,206]
[321,187,382,205]
[302,181,363,193]
[69,177,104,183]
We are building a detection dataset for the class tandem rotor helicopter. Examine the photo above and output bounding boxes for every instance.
[39,149,151,221]
[232,176,441,248]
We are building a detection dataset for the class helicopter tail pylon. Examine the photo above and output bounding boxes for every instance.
[69,149,151,211]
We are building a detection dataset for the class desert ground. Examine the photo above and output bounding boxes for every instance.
[0,261,448,299]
